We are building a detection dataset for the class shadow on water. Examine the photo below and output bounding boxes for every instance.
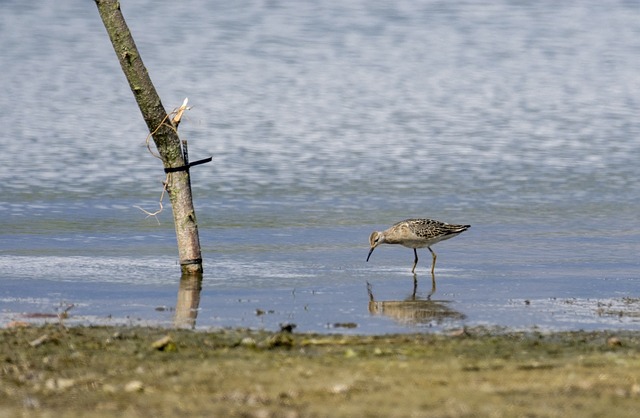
[174,273,203,329]
[366,276,466,327]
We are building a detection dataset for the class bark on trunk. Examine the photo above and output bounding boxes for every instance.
[95,0,203,274]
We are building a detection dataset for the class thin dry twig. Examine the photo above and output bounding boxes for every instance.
[134,177,169,224]
[172,97,190,126]
[135,98,191,223]
[143,98,191,160]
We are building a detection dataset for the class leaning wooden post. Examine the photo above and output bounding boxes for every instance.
[95,0,203,274]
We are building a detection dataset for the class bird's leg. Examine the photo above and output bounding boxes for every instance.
[427,274,436,300]
[428,247,437,275]
[411,248,419,274]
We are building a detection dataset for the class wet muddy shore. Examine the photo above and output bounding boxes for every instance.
[2,325,640,417]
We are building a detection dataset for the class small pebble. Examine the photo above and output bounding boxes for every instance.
[240,337,257,347]
[45,378,75,391]
[607,336,622,347]
[124,380,144,393]
[151,335,174,350]
[330,383,350,394]
[29,334,50,348]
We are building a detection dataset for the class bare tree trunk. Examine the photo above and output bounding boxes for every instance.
[95,0,203,274]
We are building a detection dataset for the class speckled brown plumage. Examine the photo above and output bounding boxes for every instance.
[367,218,470,274]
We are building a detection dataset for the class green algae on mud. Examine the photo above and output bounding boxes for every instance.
[2,325,640,417]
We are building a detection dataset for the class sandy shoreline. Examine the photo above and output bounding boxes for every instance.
[2,324,640,417]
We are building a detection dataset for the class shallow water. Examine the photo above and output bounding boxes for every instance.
[1,0,640,333]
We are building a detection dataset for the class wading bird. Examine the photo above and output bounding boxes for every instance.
[367,218,470,274]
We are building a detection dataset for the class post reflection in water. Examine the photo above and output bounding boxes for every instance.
[174,273,203,329]
[367,278,466,327]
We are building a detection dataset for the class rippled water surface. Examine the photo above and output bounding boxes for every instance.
[1,1,640,333]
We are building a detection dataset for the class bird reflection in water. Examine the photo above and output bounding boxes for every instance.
[366,280,465,327]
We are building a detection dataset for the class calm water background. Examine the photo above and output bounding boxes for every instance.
[1,0,639,333]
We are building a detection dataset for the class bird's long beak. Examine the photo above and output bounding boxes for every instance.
[366,247,375,262]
